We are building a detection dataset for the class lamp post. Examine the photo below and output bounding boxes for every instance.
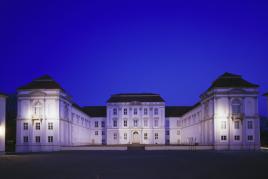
[0,93,7,154]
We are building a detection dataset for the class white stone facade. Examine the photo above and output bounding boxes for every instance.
[15,73,261,152]
[0,94,7,153]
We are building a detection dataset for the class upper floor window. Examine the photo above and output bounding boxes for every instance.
[123,108,128,115]
[113,133,117,140]
[124,120,127,127]
[154,108,159,115]
[221,121,226,129]
[95,131,98,136]
[134,108,138,115]
[113,108,117,115]
[95,121,99,128]
[232,99,242,115]
[234,121,240,129]
[248,121,253,129]
[101,121,105,128]
[113,120,117,127]
[154,119,159,127]
[36,123,40,130]
[48,122,53,130]
[33,101,42,117]
[144,119,148,127]
[166,131,169,135]
[155,133,158,140]
[144,108,148,115]
[134,119,138,127]
[144,133,148,140]
[23,123,28,130]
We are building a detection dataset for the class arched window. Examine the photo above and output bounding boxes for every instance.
[33,101,42,117]
[232,99,242,115]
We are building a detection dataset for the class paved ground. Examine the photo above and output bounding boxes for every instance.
[1,150,268,179]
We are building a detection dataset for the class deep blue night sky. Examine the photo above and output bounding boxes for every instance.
[1,0,268,116]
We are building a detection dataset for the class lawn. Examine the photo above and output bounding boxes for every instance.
[0,150,268,179]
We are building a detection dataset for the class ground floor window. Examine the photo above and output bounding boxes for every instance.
[124,133,127,140]
[48,136,53,143]
[113,133,117,140]
[248,135,253,141]
[36,136,41,143]
[155,133,158,140]
[221,135,227,141]
[234,135,240,141]
[23,136,28,143]
[23,122,28,130]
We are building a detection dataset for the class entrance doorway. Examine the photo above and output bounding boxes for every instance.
[132,131,140,144]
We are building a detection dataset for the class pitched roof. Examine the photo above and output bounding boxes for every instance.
[0,92,7,97]
[107,93,165,103]
[165,106,192,117]
[18,75,65,91]
[83,106,106,117]
[207,72,259,91]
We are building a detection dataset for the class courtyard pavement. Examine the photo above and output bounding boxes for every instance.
[1,150,268,179]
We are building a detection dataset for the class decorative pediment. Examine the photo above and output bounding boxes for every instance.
[29,90,47,97]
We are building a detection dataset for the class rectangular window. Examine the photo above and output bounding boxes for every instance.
[134,108,138,115]
[113,133,117,140]
[123,108,128,115]
[134,120,138,127]
[113,120,117,127]
[124,120,127,127]
[144,119,148,127]
[113,108,117,115]
[23,136,28,143]
[221,121,226,129]
[23,123,28,130]
[234,135,240,141]
[124,133,127,140]
[154,119,159,127]
[154,108,158,115]
[248,135,253,141]
[102,131,105,135]
[248,121,253,129]
[221,135,227,141]
[95,121,98,128]
[48,136,53,143]
[177,130,180,135]
[144,108,148,115]
[166,131,169,135]
[155,133,158,140]
[48,122,53,130]
[36,122,40,130]
[36,136,40,143]
[144,133,148,140]
[234,121,239,129]
[101,121,105,128]
[95,131,98,136]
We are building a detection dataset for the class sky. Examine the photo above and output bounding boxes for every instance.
[0,0,268,116]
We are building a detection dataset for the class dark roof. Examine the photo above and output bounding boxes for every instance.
[0,92,7,96]
[207,72,259,91]
[165,106,192,117]
[264,92,268,96]
[18,75,65,91]
[107,93,165,103]
[83,106,106,117]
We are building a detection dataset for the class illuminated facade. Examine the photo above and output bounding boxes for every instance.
[16,73,261,152]
[0,93,7,154]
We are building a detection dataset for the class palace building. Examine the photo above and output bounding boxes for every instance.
[16,73,261,152]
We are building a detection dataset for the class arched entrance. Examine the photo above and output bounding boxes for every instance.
[132,131,140,144]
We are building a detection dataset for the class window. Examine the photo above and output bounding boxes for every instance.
[48,122,53,130]
[177,120,181,127]
[48,136,53,143]
[95,121,98,128]
[177,130,180,135]
[123,108,128,115]
[124,133,127,140]
[166,131,169,135]
[234,135,240,141]
[101,121,105,128]
[221,121,226,129]
[113,133,117,140]
[248,135,253,141]
[134,119,138,127]
[154,119,159,127]
[124,120,127,127]
[134,108,138,115]
[154,108,158,115]
[144,119,148,127]
[23,136,28,143]
[102,131,105,136]
[36,123,40,130]
[144,133,148,140]
[221,135,227,141]
[155,133,158,140]
[113,108,117,115]
[248,121,253,129]
[234,121,240,129]
[23,123,28,130]
[232,99,242,114]
[113,120,117,127]
[95,131,98,136]
[36,136,40,143]
[33,101,42,117]
[144,108,148,115]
